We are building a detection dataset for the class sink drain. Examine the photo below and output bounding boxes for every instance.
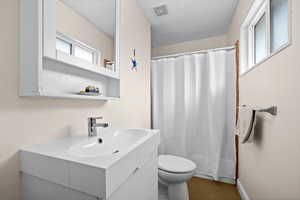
[113,150,119,154]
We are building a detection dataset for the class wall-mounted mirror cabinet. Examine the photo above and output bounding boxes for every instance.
[20,0,120,100]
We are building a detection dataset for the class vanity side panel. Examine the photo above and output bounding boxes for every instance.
[20,151,69,187]
[108,153,158,200]
[20,0,43,95]
[105,133,159,198]
[69,164,106,198]
[136,132,160,167]
[105,148,139,198]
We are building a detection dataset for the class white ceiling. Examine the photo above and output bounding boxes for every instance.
[60,0,238,47]
[137,0,239,47]
[61,0,115,38]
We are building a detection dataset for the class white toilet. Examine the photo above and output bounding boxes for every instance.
[158,155,196,200]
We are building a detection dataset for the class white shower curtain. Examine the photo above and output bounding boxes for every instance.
[152,49,236,181]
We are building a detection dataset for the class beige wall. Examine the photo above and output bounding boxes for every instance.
[151,35,227,57]
[56,0,114,67]
[0,0,151,199]
[227,0,300,199]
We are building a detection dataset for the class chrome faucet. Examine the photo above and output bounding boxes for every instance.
[88,117,109,137]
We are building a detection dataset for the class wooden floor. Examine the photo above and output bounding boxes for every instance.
[187,177,241,200]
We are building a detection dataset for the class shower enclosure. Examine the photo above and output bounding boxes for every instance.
[152,47,236,183]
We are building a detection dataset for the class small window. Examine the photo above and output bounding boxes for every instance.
[74,46,94,64]
[55,33,100,65]
[240,0,290,74]
[270,0,289,52]
[254,14,267,63]
[56,38,72,55]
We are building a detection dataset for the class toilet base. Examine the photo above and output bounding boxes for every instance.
[168,182,189,200]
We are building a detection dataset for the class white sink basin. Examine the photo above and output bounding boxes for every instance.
[20,128,160,199]
[68,129,148,158]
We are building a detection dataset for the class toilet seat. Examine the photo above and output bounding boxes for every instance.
[158,155,196,174]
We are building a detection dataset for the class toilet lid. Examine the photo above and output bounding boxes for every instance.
[158,155,196,173]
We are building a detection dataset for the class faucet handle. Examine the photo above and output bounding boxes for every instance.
[88,117,103,127]
[88,117,103,120]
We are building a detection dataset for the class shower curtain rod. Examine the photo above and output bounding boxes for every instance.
[151,45,236,60]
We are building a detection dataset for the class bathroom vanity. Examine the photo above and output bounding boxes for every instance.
[20,128,160,200]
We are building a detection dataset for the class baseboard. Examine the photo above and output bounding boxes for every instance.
[193,174,235,184]
[237,179,250,200]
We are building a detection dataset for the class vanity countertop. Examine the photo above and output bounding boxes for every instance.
[21,128,160,169]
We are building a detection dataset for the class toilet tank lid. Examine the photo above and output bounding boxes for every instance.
[158,155,196,173]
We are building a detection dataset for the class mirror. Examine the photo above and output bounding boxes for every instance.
[55,0,116,73]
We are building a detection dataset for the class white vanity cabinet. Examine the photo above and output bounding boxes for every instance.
[21,158,157,200]
[20,0,120,100]
[20,129,160,200]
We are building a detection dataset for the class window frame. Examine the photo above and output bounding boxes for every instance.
[56,32,101,66]
[248,1,268,67]
[240,0,292,76]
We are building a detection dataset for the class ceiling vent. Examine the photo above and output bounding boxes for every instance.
[153,3,168,16]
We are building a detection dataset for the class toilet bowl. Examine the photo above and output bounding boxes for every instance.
[158,155,196,200]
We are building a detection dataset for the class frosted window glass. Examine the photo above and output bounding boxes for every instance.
[271,0,289,52]
[56,38,72,54]
[74,46,94,63]
[254,14,267,64]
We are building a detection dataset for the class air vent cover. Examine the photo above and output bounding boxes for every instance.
[153,4,168,16]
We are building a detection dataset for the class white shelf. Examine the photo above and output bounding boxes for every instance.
[25,91,120,101]
[44,56,120,80]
